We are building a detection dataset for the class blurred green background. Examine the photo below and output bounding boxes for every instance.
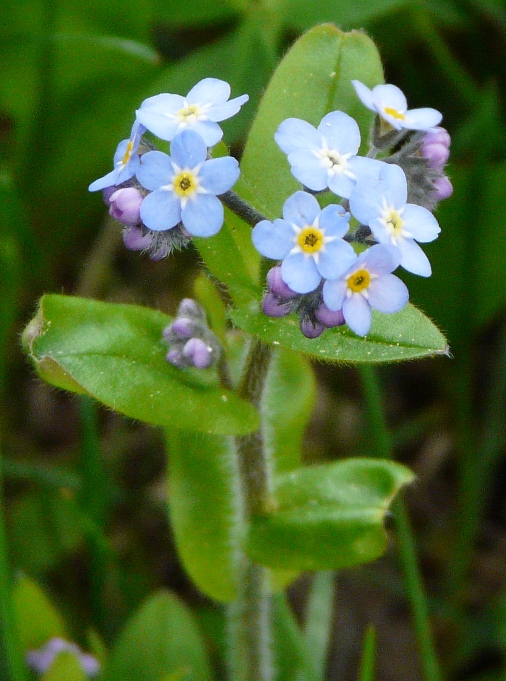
[1,0,506,679]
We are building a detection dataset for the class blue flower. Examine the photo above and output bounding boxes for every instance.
[323,244,409,336]
[136,129,239,237]
[136,78,249,147]
[88,121,144,192]
[352,80,442,131]
[252,191,356,294]
[349,164,441,277]
[274,111,384,198]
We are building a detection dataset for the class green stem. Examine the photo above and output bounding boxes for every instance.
[358,626,376,681]
[359,365,442,681]
[228,339,274,681]
[0,448,27,681]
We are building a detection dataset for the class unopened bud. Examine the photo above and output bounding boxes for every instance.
[123,226,152,251]
[300,317,325,339]
[432,176,453,201]
[183,338,213,369]
[262,293,293,318]
[109,187,143,226]
[315,304,345,328]
[266,267,298,299]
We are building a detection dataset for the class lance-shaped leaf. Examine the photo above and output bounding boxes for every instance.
[22,295,259,436]
[231,303,448,363]
[246,458,414,570]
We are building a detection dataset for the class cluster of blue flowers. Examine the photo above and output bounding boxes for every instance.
[89,77,452,357]
[89,78,249,258]
[253,81,451,337]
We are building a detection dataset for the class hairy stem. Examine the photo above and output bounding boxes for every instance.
[228,338,274,681]
[220,191,268,228]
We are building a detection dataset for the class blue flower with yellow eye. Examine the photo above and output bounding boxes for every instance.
[252,191,356,294]
[88,121,144,192]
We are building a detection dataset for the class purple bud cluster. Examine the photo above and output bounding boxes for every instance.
[263,266,345,339]
[421,127,453,202]
[162,299,221,370]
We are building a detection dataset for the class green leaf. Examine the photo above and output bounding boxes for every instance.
[236,24,384,220]
[231,302,448,364]
[246,458,414,570]
[166,430,241,603]
[22,295,259,436]
[271,593,308,681]
[103,590,212,681]
[12,576,67,651]
[41,653,87,681]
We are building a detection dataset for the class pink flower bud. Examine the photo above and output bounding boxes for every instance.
[123,226,152,251]
[300,318,325,339]
[423,127,451,148]
[109,187,143,226]
[315,304,345,328]
[266,267,298,299]
[262,293,293,318]
[421,142,450,170]
[432,176,453,201]
[183,338,213,369]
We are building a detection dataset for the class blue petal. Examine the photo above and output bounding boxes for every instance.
[136,151,173,191]
[88,169,119,192]
[186,78,230,105]
[182,194,224,237]
[350,164,406,224]
[368,274,409,313]
[343,295,372,336]
[188,120,223,147]
[282,191,320,227]
[317,240,357,280]
[327,173,355,199]
[318,111,360,155]
[207,95,249,122]
[170,130,207,168]
[139,93,184,114]
[402,204,440,242]
[352,80,376,111]
[287,151,328,191]
[347,156,385,184]
[281,253,321,294]
[275,118,321,154]
[140,190,181,232]
[199,157,240,195]
[360,243,401,276]
[319,205,350,238]
[398,239,432,277]
[402,107,442,130]
[252,219,294,259]
[322,278,347,311]
[373,84,407,112]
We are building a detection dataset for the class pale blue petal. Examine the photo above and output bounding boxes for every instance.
[281,253,321,294]
[403,107,442,130]
[318,111,360,155]
[402,204,440,242]
[275,118,321,154]
[287,152,328,191]
[372,84,407,112]
[378,164,407,205]
[350,165,407,225]
[347,156,385,184]
[89,169,119,192]
[136,151,172,190]
[398,239,432,277]
[368,274,409,313]
[322,278,347,311]
[361,243,401,275]
[252,219,294,259]
[113,139,131,165]
[188,120,223,146]
[135,111,179,141]
[182,195,223,237]
[139,93,184,115]
[282,191,320,226]
[171,130,207,168]
[343,295,372,336]
[199,157,240,194]
[352,80,376,110]
[327,173,355,199]
[186,78,230,106]
[207,94,249,122]
[140,190,181,232]
[319,205,350,238]
[317,240,357,279]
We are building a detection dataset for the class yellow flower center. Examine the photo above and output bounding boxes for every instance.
[347,268,371,293]
[121,140,134,166]
[383,106,406,121]
[297,226,324,254]
[384,208,404,236]
[173,171,198,198]
[177,104,201,123]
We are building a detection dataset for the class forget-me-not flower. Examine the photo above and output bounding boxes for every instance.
[136,129,239,237]
[352,80,442,131]
[323,244,409,337]
[136,78,249,147]
[88,121,144,192]
[349,164,440,277]
[252,191,356,294]
[275,111,384,198]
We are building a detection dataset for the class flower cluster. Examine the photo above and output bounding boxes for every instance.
[252,80,451,337]
[89,79,248,258]
[27,637,100,677]
[162,299,221,370]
